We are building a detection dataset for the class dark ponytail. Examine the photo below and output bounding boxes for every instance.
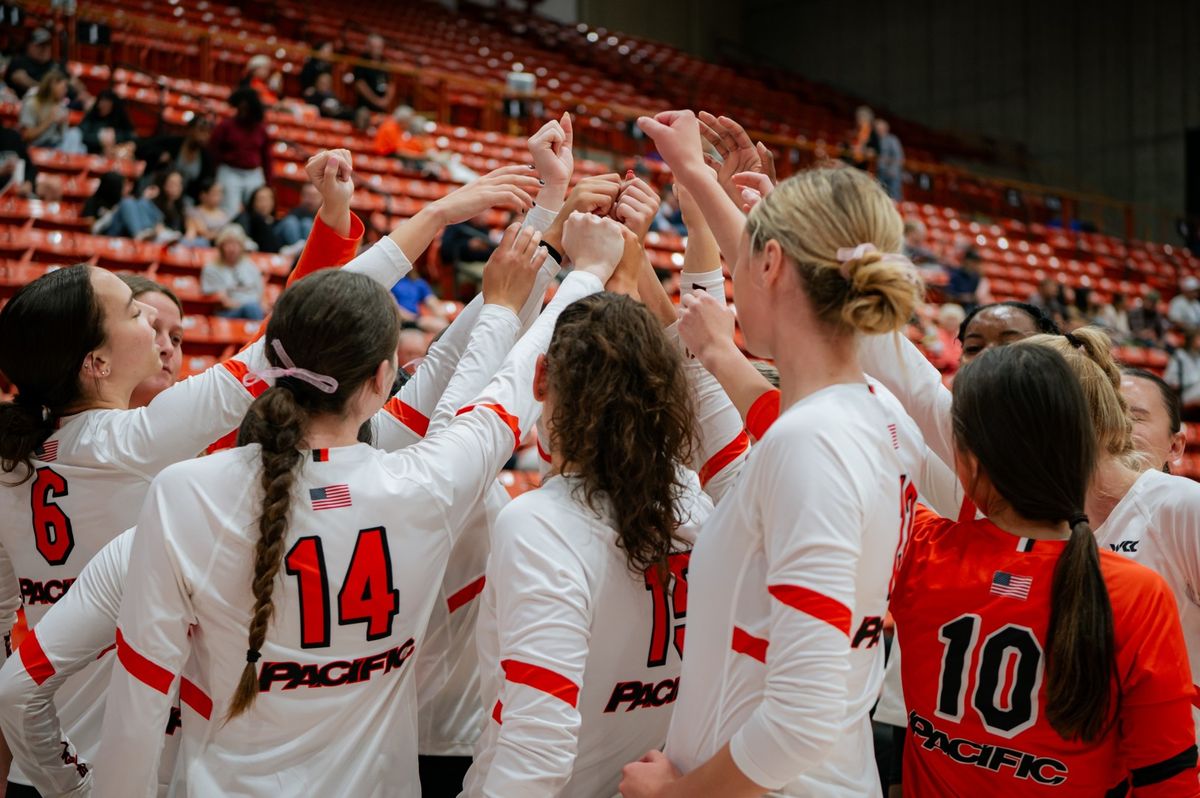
[952,344,1115,742]
[0,264,105,481]
[543,293,697,577]
[224,269,400,720]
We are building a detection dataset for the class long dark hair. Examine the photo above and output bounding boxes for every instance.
[150,169,186,232]
[226,269,400,720]
[82,171,125,218]
[543,293,697,577]
[82,88,132,130]
[952,344,1115,741]
[957,300,1061,343]
[0,265,104,481]
[229,87,265,126]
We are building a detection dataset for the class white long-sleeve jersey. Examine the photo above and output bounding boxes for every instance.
[463,471,713,798]
[94,271,604,798]
[664,383,914,796]
[0,235,412,788]
[0,529,197,797]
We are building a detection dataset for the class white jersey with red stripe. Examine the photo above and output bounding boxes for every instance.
[0,529,197,797]
[664,383,914,796]
[463,470,713,798]
[1093,468,1200,738]
[95,272,604,798]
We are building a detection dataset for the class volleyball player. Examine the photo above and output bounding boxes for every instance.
[891,343,1198,794]
[622,111,921,797]
[117,276,184,409]
[91,212,625,797]
[1122,366,1186,472]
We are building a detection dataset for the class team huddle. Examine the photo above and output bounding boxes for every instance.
[0,107,1196,798]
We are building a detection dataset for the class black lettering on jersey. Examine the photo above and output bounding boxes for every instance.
[908,711,1068,786]
[603,677,680,713]
[1108,540,1139,553]
[165,707,182,736]
[59,741,88,778]
[257,639,415,693]
[19,577,75,605]
[851,616,885,649]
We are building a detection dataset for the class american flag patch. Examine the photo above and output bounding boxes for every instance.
[887,423,899,450]
[310,485,351,511]
[36,440,58,462]
[990,571,1032,600]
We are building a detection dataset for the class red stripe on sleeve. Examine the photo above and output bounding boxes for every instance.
[219,360,269,399]
[446,575,486,613]
[458,404,521,451]
[180,677,213,720]
[746,388,781,442]
[492,700,503,724]
[18,630,55,686]
[731,626,768,663]
[501,659,579,707]
[698,431,750,487]
[384,397,430,438]
[768,584,853,636]
[115,628,174,695]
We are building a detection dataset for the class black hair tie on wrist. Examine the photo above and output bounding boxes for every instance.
[246,649,262,664]
[539,240,563,265]
[1068,513,1089,528]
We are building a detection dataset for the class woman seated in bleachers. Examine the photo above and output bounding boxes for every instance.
[234,185,283,254]
[102,169,187,243]
[18,69,83,153]
[82,171,128,234]
[201,223,265,320]
[183,178,232,246]
[1165,330,1200,421]
[79,89,135,158]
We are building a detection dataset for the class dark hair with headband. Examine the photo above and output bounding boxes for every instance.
[953,344,1115,741]
[226,269,400,720]
[957,300,1061,344]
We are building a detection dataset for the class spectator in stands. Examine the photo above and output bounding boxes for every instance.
[275,183,320,251]
[0,123,36,197]
[184,178,231,245]
[19,69,83,152]
[942,246,991,311]
[202,224,265,320]
[353,33,395,113]
[118,275,184,408]
[390,272,449,333]
[235,185,283,254]
[5,27,91,106]
[79,89,135,157]
[652,186,687,236]
[103,168,186,243]
[374,105,435,167]
[307,72,350,120]
[902,219,938,264]
[1099,292,1132,340]
[848,105,879,170]
[440,213,496,288]
[924,303,965,373]
[82,171,128,233]
[1131,289,1168,346]
[396,328,429,372]
[1027,277,1066,324]
[137,114,216,201]
[210,88,272,218]
[240,54,281,107]
[875,118,904,200]
[300,41,335,100]
[1168,276,1200,333]
[1165,330,1200,418]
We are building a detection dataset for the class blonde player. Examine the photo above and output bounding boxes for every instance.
[117,276,184,409]
[0,150,538,795]
[622,111,921,798]
[92,212,625,798]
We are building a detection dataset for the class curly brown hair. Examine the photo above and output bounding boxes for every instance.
[543,293,697,577]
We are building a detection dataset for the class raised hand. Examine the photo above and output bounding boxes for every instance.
[561,211,625,283]
[542,173,623,253]
[731,171,774,213]
[635,111,706,179]
[481,222,548,314]
[306,148,355,207]
[429,165,541,226]
[605,226,645,300]
[618,750,682,798]
[612,175,661,241]
[678,290,737,366]
[527,112,574,199]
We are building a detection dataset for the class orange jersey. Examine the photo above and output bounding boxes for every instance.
[893,506,1199,796]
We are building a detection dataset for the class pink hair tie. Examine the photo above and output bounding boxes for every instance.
[835,243,918,282]
[243,339,339,394]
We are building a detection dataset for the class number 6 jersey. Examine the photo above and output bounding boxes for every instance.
[893,505,1199,796]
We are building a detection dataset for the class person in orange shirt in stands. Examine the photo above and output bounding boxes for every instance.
[241,55,281,107]
[375,105,434,163]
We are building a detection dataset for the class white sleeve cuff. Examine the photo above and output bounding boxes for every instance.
[477,303,522,335]
[344,235,413,289]
[728,724,788,791]
[681,268,726,305]
[523,204,559,234]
